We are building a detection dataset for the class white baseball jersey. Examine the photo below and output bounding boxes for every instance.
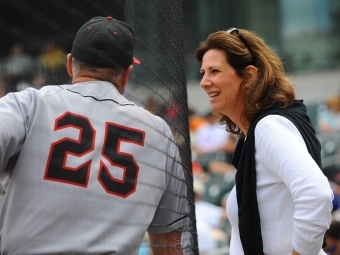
[0,81,188,255]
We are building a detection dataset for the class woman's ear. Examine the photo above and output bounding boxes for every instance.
[245,65,258,79]
[243,65,258,87]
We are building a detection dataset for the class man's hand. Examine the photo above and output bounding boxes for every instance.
[148,231,183,255]
[292,249,301,255]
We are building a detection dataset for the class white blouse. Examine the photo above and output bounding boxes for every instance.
[226,115,333,255]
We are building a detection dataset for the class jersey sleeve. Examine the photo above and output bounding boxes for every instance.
[147,120,189,234]
[0,89,37,173]
[255,115,333,254]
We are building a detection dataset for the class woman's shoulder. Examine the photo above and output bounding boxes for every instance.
[255,114,302,138]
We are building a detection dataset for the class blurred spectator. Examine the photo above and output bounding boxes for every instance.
[38,39,67,84]
[15,80,31,92]
[188,108,207,174]
[4,43,33,92]
[194,177,228,255]
[317,95,340,133]
[192,112,231,155]
[31,73,47,90]
[206,140,237,175]
[191,112,236,173]
[324,220,340,255]
[188,107,207,139]
[316,95,340,182]
[39,39,66,71]
[190,111,236,208]
[145,96,158,115]
[145,96,167,117]
[201,170,235,207]
[165,96,182,121]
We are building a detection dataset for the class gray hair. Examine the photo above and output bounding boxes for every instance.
[72,57,125,81]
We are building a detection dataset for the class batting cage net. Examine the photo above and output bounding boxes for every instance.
[0,0,198,254]
[125,1,197,253]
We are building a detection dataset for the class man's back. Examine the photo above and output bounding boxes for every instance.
[0,81,187,254]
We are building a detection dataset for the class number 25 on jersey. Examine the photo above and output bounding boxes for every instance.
[44,111,145,198]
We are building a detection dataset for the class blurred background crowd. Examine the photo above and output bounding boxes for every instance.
[0,40,69,95]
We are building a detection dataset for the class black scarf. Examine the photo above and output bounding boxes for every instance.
[232,100,325,255]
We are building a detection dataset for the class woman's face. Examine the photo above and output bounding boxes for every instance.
[200,48,245,120]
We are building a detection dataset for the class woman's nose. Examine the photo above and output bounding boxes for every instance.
[200,74,210,89]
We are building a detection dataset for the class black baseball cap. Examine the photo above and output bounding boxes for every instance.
[71,16,140,68]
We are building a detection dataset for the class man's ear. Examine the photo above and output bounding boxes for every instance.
[124,65,133,83]
[66,53,73,78]
[119,65,133,94]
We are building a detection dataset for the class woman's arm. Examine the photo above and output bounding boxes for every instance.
[256,115,333,254]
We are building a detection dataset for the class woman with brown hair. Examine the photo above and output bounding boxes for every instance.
[196,28,333,255]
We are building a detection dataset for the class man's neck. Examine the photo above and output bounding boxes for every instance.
[71,76,101,84]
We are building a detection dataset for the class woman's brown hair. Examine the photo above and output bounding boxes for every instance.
[196,30,296,136]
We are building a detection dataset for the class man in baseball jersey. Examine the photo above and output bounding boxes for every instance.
[0,16,189,254]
